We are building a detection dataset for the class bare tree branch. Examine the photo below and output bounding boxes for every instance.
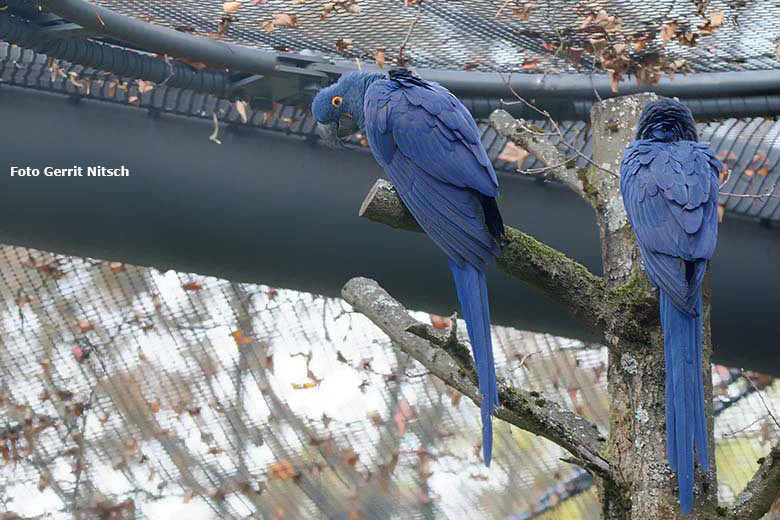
[490,109,590,202]
[729,441,780,520]
[341,276,612,480]
[358,179,655,345]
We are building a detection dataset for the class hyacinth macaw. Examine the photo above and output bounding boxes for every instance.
[312,69,504,465]
[620,99,721,514]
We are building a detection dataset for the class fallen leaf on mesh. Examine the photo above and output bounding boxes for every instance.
[182,280,203,291]
[356,357,373,371]
[336,38,353,51]
[128,96,140,106]
[510,4,537,21]
[429,314,451,330]
[368,410,385,426]
[235,100,249,123]
[718,203,725,223]
[342,448,359,467]
[109,262,125,273]
[269,459,297,480]
[249,0,266,4]
[271,13,298,28]
[322,413,332,427]
[373,47,386,68]
[498,141,530,172]
[291,382,316,389]
[231,330,253,346]
[148,401,160,413]
[306,368,323,385]
[223,1,241,13]
[566,47,583,65]
[394,399,415,435]
[660,23,678,44]
[449,388,462,408]
[521,57,540,71]
[137,80,154,94]
[78,321,94,333]
[71,344,87,363]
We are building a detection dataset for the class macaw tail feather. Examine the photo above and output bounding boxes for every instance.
[661,289,708,515]
[449,259,498,466]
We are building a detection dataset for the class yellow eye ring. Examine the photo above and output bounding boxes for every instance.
[331,96,343,107]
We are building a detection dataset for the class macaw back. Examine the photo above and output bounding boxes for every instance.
[620,100,721,513]
[362,70,504,465]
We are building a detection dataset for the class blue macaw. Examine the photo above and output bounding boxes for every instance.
[312,69,504,465]
[620,99,721,514]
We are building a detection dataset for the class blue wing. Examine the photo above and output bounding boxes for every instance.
[620,140,721,314]
[363,75,501,269]
[363,73,502,465]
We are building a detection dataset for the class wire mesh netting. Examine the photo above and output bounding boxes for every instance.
[0,244,778,520]
[92,0,780,74]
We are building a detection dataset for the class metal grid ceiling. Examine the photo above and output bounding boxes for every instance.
[92,0,780,74]
[1,244,778,520]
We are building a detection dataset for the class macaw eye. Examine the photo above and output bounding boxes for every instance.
[331,96,343,108]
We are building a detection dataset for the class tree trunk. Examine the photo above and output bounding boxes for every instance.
[589,95,717,519]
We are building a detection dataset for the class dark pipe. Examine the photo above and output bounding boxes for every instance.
[39,0,279,75]
[0,10,231,96]
[460,94,780,121]
[0,86,778,373]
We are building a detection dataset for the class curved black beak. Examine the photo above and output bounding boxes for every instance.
[316,113,358,150]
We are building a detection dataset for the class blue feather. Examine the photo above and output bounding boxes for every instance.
[621,99,720,515]
[450,259,498,465]
[360,70,504,466]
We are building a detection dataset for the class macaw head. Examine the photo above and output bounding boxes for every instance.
[311,71,383,147]
[635,99,698,142]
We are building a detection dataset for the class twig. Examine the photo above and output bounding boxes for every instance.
[498,72,619,179]
[209,112,222,145]
[740,369,780,432]
[397,1,423,67]
[720,183,780,201]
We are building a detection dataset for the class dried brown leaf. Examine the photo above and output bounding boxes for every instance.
[223,1,241,14]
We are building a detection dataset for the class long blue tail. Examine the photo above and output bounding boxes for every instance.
[661,289,708,514]
[448,259,498,466]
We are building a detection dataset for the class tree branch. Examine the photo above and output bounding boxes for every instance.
[489,109,591,203]
[729,441,780,520]
[341,276,612,480]
[359,179,655,344]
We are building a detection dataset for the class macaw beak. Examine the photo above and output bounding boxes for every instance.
[315,113,358,149]
[336,112,357,138]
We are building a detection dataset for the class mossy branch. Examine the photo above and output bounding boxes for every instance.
[359,179,653,344]
[341,276,612,480]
